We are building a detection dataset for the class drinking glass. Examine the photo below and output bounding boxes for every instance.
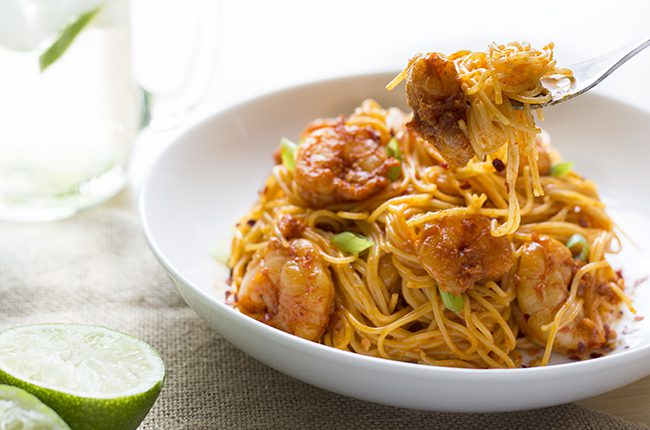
[0,0,218,221]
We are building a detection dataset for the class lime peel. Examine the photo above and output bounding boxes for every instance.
[0,324,165,430]
[39,7,103,72]
[0,384,71,430]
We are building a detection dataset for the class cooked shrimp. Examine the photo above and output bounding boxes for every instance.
[294,118,399,208]
[236,238,335,341]
[405,53,473,167]
[277,213,305,240]
[515,236,612,354]
[417,214,514,295]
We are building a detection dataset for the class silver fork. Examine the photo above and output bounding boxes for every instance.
[512,36,650,109]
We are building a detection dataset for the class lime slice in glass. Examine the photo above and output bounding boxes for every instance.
[0,324,165,430]
[0,384,71,429]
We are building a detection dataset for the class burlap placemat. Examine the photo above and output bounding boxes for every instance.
[1,202,646,429]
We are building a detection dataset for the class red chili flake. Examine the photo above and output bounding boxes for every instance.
[634,315,645,322]
[224,290,237,305]
[459,181,471,190]
[440,162,449,169]
[568,355,582,361]
[523,313,531,321]
[247,219,256,227]
[492,158,506,172]
[616,269,624,279]
[590,352,603,359]
[579,217,589,228]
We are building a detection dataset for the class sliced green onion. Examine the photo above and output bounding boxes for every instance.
[550,161,574,178]
[39,7,103,72]
[210,240,231,265]
[386,138,402,160]
[439,289,464,312]
[387,165,401,181]
[566,233,590,261]
[386,138,402,181]
[331,232,373,254]
[280,137,297,171]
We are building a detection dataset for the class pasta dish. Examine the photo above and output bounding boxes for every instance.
[225,42,632,368]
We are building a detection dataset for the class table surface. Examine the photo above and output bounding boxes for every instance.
[128,0,650,425]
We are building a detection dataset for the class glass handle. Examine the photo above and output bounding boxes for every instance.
[131,0,221,129]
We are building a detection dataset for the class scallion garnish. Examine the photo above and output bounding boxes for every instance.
[386,138,401,160]
[566,233,590,261]
[331,232,373,254]
[439,288,464,312]
[386,138,402,181]
[280,138,297,171]
[550,161,574,178]
[210,240,231,265]
[387,166,401,181]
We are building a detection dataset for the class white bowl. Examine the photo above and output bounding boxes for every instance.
[139,72,650,412]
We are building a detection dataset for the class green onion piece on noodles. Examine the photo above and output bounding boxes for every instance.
[280,138,297,171]
[332,232,373,254]
[386,137,402,181]
[386,138,401,160]
[566,233,590,261]
[550,161,574,178]
[439,288,464,312]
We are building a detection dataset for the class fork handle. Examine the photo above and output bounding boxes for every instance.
[572,36,650,91]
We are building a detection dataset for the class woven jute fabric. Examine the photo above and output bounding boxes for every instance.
[0,201,646,430]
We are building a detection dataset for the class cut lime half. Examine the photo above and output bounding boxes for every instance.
[0,324,165,430]
[0,384,70,430]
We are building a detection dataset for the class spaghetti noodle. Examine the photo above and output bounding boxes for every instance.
[227,43,628,369]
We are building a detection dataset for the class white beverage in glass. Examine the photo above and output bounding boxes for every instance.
[0,0,141,221]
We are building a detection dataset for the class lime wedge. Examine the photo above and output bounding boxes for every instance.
[0,384,71,430]
[0,324,165,430]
